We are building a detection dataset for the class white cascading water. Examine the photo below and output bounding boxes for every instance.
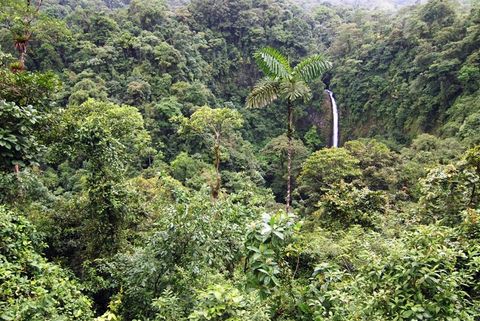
[326,90,338,148]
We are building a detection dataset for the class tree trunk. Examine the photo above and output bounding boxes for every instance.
[12,0,43,72]
[286,100,293,212]
[212,141,221,200]
[14,41,28,71]
[19,45,27,70]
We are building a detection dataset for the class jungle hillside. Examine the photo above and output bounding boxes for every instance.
[0,0,479,320]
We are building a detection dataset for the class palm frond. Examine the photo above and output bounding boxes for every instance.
[254,47,292,80]
[280,80,311,102]
[246,78,280,108]
[293,54,331,82]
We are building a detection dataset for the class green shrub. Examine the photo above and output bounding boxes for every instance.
[0,206,93,321]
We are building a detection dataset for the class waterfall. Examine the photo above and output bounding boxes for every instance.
[326,90,338,148]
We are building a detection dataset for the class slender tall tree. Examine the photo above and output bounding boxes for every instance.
[175,106,244,200]
[246,47,331,212]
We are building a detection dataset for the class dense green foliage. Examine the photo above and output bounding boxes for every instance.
[0,0,479,320]
[0,206,93,320]
[330,0,480,143]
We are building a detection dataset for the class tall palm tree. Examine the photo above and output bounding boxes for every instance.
[246,47,331,212]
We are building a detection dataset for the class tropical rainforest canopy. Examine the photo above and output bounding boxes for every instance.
[0,0,479,320]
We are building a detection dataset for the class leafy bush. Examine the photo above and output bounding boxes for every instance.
[0,100,43,171]
[315,182,387,229]
[417,147,480,225]
[307,225,480,320]
[0,206,93,320]
[108,191,260,319]
[296,148,361,214]
[245,211,300,295]
[344,138,399,191]
[189,280,269,321]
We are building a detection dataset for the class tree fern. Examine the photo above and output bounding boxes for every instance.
[293,54,332,82]
[246,78,279,108]
[247,47,331,211]
[280,80,311,102]
[254,47,292,80]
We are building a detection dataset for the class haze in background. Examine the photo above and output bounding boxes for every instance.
[293,0,469,10]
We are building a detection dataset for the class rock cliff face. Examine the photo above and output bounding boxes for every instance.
[298,91,338,148]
